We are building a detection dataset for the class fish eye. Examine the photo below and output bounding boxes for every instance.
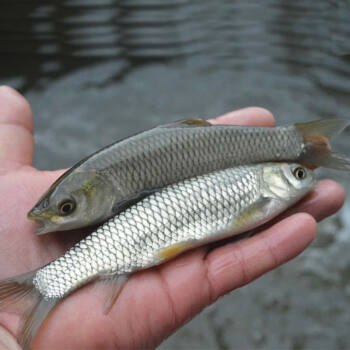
[292,167,307,180]
[58,199,76,216]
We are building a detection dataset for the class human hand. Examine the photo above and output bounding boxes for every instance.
[0,86,345,350]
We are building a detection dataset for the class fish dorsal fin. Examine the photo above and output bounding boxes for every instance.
[158,118,211,128]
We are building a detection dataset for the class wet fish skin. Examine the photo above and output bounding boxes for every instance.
[27,119,349,235]
[0,163,316,349]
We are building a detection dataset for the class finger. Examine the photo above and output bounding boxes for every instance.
[209,107,275,126]
[259,180,345,234]
[206,213,317,300]
[246,179,345,239]
[0,86,33,172]
[287,179,345,221]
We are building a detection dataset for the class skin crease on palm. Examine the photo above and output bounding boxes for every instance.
[0,86,345,350]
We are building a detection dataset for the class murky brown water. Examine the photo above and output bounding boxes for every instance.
[1,1,350,349]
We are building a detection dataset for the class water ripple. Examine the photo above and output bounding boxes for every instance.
[0,0,349,95]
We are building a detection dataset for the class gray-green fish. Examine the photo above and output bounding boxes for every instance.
[1,162,316,349]
[28,118,349,234]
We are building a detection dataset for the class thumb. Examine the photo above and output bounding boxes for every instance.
[0,86,34,174]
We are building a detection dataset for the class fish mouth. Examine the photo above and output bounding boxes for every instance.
[27,213,54,235]
[33,220,51,235]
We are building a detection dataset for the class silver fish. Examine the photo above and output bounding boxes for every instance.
[1,163,315,349]
[27,118,349,235]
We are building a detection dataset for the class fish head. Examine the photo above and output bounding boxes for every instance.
[27,170,114,234]
[262,163,316,202]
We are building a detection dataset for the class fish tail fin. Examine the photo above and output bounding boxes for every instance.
[0,271,59,350]
[295,119,349,139]
[295,119,350,170]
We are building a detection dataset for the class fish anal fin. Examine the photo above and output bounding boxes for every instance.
[157,241,195,261]
[97,274,129,314]
[159,119,211,128]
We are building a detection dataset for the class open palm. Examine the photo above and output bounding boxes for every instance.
[0,86,345,350]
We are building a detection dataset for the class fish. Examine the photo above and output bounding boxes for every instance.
[1,162,316,349]
[27,118,349,235]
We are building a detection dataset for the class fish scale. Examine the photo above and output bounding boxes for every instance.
[33,165,261,299]
[94,126,302,195]
[28,119,349,236]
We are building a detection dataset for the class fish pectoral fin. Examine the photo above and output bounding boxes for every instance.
[158,118,211,128]
[97,273,129,314]
[233,197,272,231]
[113,189,157,214]
[157,241,197,261]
